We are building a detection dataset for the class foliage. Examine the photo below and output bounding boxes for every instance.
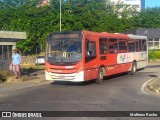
[148,50,160,61]
[0,0,160,55]
[132,7,160,29]
[0,70,7,83]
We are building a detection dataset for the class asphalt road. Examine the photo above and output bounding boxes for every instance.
[0,65,160,120]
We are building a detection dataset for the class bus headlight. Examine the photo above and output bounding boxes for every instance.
[75,71,84,81]
[77,67,83,73]
[45,66,50,72]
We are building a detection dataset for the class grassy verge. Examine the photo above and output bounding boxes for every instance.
[21,65,45,75]
[148,50,160,61]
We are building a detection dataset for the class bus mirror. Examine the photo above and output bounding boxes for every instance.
[85,40,96,57]
[86,51,92,56]
[88,51,92,56]
[88,42,91,51]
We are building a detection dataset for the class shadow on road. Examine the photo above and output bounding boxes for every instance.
[50,72,130,86]
[50,80,95,86]
[148,75,158,78]
[146,65,160,68]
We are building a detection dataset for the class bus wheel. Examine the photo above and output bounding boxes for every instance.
[130,62,137,75]
[96,68,104,84]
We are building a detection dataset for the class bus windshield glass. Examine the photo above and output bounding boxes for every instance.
[46,39,82,64]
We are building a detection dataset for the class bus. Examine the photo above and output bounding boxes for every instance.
[45,31,147,84]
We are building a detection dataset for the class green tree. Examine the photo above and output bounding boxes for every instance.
[132,7,160,28]
[1,0,158,55]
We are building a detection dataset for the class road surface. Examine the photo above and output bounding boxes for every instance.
[0,65,160,120]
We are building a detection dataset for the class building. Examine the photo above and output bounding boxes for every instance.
[0,31,26,75]
[110,0,145,11]
[123,29,160,50]
[141,0,145,9]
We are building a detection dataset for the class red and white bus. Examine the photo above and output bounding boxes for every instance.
[45,31,147,83]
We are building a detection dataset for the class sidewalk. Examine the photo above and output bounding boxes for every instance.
[0,70,51,95]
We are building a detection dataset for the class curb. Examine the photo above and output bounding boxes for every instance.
[142,77,160,95]
[147,77,160,94]
[141,78,154,94]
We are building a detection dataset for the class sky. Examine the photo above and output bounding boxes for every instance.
[145,0,160,8]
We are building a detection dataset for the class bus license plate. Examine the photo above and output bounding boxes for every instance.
[59,75,65,79]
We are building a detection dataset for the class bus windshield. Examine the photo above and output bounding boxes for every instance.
[46,39,82,64]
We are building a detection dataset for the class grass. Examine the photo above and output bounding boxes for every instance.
[21,64,45,75]
[0,64,45,84]
[148,50,160,61]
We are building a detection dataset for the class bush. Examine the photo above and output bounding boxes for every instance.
[0,70,7,83]
[148,50,160,61]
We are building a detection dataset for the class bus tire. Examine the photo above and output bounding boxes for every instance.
[96,67,104,84]
[130,62,137,75]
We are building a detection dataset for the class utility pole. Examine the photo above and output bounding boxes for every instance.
[60,0,62,31]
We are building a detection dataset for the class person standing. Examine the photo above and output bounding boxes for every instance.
[11,49,21,79]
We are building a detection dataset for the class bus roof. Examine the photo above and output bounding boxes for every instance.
[83,31,129,39]
[127,34,147,40]
[47,31,147,40]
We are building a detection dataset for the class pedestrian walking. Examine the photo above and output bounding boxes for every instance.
[11,49,21,79]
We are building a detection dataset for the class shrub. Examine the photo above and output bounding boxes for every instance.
[148,50,160,61]
[0,70,7,83]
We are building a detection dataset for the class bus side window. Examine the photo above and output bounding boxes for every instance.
[85,41,96,57]
[142,39,147,51]
[99,38,108,55]
[139,39,142,51]
[135,40,140,52]
[109,38,118,54]
[128,40,135,52]
[119,39,127,53]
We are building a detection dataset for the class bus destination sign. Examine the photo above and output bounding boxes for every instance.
[51,34,80,39]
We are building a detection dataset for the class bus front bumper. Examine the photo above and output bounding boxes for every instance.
[45,71,84,82]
